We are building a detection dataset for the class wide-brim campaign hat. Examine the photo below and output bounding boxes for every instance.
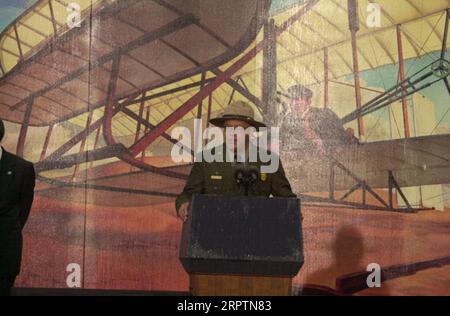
[209,100,266,129]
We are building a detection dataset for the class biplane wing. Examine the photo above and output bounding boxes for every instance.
[283,133,450,193]
[0,0,270,126]
[36,157,190,208]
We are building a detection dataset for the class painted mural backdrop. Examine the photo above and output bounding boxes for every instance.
[0,0,449,295]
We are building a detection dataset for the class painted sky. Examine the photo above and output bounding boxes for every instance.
[0,0,37,31]
[270,0,307,13]
[358,51,450,132]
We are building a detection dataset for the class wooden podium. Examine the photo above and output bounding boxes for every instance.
[179,195,304,296]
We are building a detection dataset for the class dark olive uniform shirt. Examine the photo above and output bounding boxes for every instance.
[175,144,296,214]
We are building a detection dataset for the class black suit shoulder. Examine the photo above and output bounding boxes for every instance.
[4,150,34,168]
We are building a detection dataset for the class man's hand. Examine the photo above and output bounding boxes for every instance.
[178,203,189,222]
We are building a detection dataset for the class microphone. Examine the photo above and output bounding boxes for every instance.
[233,163,259,196]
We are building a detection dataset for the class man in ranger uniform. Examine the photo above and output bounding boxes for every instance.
[175,101,296,222]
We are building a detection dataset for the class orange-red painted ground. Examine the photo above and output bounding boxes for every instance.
[16,194,450,295]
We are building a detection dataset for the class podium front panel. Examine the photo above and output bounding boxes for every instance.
[180,194,304,276]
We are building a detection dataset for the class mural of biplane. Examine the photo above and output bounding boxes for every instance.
[1,0,450,295]
[2,0,449,212]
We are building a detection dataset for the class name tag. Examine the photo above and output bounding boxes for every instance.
[210,175,222,180]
